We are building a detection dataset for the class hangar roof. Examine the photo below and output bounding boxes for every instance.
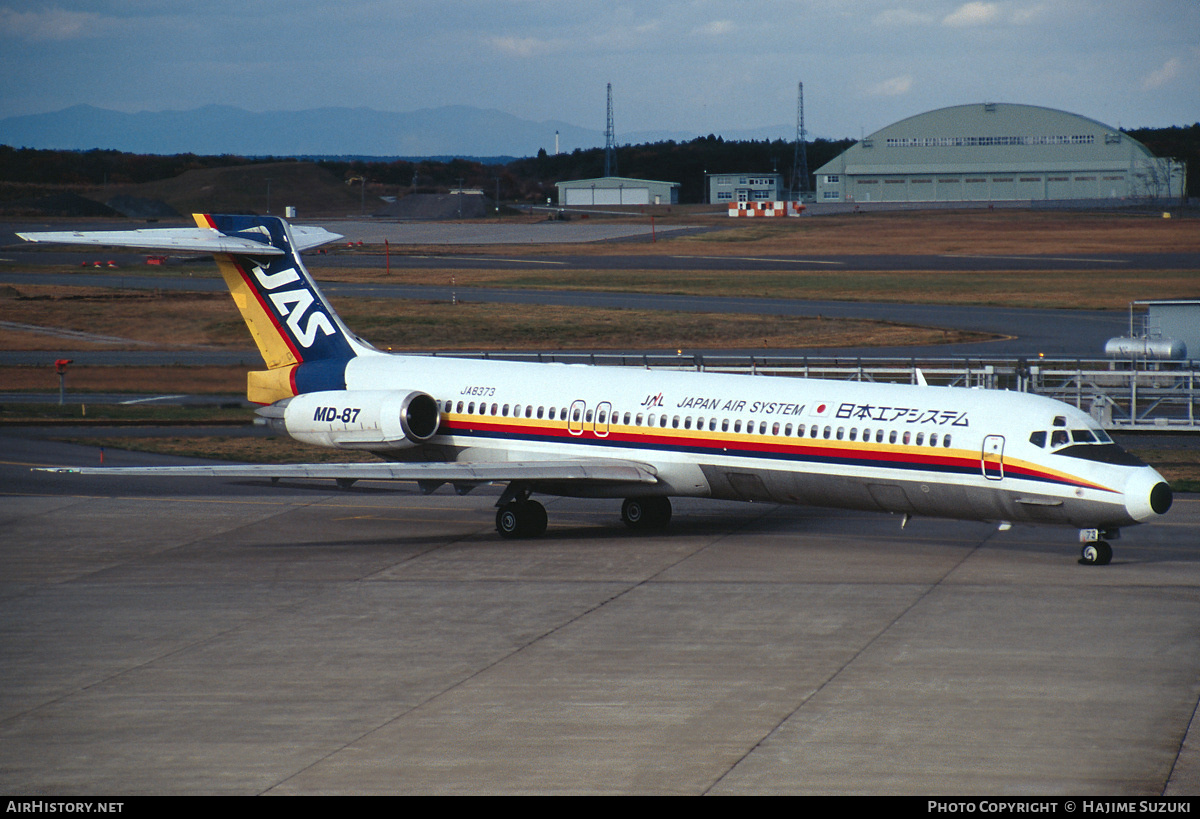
[815,103,1158,176]
[555,176,680,189]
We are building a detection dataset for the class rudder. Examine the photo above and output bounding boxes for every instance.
[194,214,366,404]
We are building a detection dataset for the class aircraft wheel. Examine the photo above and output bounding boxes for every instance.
[1079,540,1113,566]
[622,497,671,530]
[523,500,547,537]
[496,500,547,539]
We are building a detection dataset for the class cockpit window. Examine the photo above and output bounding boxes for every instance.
[1029,431,1046,448]
[1050,430,1070,447]
[1071,429,1096,443]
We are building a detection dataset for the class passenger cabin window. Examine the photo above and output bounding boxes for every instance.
[943,434,952,448]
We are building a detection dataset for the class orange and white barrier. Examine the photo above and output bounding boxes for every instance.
[728,201,806,217]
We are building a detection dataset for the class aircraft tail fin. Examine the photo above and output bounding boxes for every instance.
[19,214,375,404]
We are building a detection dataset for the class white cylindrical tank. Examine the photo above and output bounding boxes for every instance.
[1104,337,1187,359]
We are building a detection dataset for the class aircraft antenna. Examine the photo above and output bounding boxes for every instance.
[790,81,810,201]
[604,83,617,178]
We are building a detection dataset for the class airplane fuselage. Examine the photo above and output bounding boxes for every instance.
[307,351,1164,531]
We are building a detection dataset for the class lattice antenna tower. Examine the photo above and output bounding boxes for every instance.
[604,83,617,178]
[790,81,810,199]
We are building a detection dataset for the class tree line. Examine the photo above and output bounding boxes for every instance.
[1,124,1196,202]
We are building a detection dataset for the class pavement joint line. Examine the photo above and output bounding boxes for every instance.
[940,254,1127,264]
[263,498,774,794]
[673,255,846,265]
[703,524,997,794]
[1164,684,1200,795]
[0,495,338,733]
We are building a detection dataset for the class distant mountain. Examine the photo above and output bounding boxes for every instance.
[0,104,796,158]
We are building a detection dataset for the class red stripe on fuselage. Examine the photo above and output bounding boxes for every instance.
[440,417,1116,493]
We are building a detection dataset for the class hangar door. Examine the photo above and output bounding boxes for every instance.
[564,187,650,206]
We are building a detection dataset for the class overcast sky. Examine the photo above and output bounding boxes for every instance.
[1,0,1196,142]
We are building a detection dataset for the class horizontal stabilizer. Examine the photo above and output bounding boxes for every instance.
[16,224,342,255]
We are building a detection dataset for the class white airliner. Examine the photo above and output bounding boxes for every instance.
[21,214,1172,565]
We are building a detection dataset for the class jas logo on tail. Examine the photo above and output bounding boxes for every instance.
[250,263,335,348]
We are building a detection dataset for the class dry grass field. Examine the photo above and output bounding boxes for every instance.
[378,209,1200,256]
[310,211,1200,309]
[2,209,1197,489]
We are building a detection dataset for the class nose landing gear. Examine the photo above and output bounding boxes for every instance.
[1078,528,1117,566]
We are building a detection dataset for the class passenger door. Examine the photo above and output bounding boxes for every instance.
[981,435,1005,480]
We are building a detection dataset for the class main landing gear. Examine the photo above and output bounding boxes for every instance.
[621,497,672,530]
[1078,528,1117,566]
[495,499,547,539]
[493,487,673,539]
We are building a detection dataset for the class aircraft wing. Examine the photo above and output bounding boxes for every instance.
[36,458,660,490]
[16,225,342,255]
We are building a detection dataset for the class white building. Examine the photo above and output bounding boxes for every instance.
[555,176,680,206]
[815,103,1185,204]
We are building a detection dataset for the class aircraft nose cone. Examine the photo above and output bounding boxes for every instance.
[1126,467,1173,522]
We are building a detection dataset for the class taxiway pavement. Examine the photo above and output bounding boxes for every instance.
[2,433,1198,795]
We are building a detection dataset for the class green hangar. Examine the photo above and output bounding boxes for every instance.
[815,103,1185,204]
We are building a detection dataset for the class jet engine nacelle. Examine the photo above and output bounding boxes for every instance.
[268,390,441,450]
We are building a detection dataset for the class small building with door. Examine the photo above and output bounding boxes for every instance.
[706,173,784,205]
[555,176,680,206]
